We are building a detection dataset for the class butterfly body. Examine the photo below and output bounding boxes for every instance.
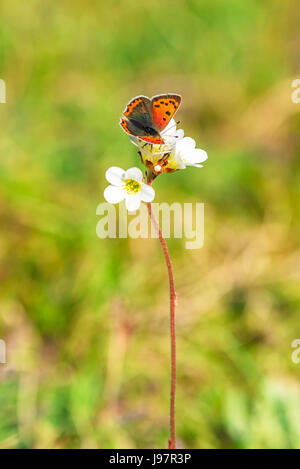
[120,94,181,144]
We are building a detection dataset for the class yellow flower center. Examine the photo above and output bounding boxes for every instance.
[124,179,141,194]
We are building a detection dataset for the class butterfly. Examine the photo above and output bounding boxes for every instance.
[120,93,181,145]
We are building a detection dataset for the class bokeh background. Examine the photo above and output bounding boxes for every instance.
[0,0,300,449]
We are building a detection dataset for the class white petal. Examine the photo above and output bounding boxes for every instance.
[104,185,125,204]
[162,118,177,136]
[176,137,196,151]
[105,167,125,186]
[186,149,208,165]
[174,129,184,139]
[125,193,142,212]
[140,183,155,202]
[193,149,208,163]
[175,156,187,169]
[125,167,143,182]
[162,119,185,145]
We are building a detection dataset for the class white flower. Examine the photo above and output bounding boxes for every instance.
[129,119,207,173]
[138,134,207,174]
[104,166,155,212]
[166,136,208,171]
[130,118,185,166]
[161,118,185,146]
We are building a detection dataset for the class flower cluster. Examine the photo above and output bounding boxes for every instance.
[104,118,207,212]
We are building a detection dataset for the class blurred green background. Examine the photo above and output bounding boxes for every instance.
[0,0,300,449]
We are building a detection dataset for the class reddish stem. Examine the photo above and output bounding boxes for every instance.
[147,200,177,449]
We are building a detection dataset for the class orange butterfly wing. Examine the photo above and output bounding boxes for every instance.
[151,94,181,131]
[138,136,165,144]
[120,117,165,144]
[120,118,131,135]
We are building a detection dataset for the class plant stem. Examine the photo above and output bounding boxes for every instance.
[147,201,177,449]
